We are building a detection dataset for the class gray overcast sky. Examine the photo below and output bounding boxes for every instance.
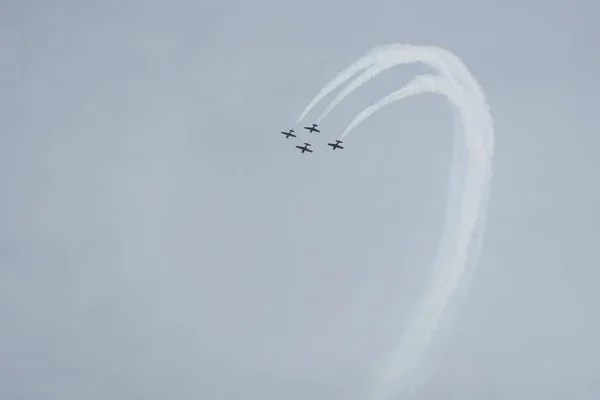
[1,0,599,398]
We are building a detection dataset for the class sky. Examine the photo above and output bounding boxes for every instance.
[1,0,599,398]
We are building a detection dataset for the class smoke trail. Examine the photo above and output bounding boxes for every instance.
[338,68,491,398]
[298,44,479,124]
[296,48,382,123]
[296,44,494,398]
[338,74,456,138]
[316,60,399,123]
[333,69,472,284]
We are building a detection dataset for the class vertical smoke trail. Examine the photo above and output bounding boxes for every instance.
[338,71,491,398]
[296,44,494,398]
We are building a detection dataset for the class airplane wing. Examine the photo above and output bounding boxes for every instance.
[306,148,313,152]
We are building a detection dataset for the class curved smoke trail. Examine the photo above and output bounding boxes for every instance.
[296,44,494,398]
[338,74,457,137]
[301,44,481,124]
[296,47,384,123]
[337,63,491,398]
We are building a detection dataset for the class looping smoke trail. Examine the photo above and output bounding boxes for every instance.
[370,44,479,94]
[296,44,494,399]
[298,44,481,125]
[315,60,398,123]
[338,74,456,138]
[339,73,485,399]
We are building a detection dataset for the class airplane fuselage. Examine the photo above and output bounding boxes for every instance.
[303,124,320,133]
[296,143,313,153]
[327,140,344,150]
[281,129,296,138]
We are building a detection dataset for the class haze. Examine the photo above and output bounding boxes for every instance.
[2,0,599,398]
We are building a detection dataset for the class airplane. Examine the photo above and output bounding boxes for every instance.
[280,129,296,138]
[327,140,344,150]
[295,142,313,154]
[303,123,320,133]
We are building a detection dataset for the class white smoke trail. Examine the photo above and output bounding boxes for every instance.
[316,60,399,124]
[296,48,383,123]
[340,71,490,399]
[298,44,479,125]
[338,74,456,138]
[296,44,494,398]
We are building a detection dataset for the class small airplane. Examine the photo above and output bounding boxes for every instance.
[303,123,320,133]
[280,129,296,138]
[327,140,344,150]
[295,142,313,154]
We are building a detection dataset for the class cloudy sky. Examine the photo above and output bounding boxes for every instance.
[2,0,599,398]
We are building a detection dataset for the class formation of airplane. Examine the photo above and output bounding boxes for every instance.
[295,143,313,154]
[303,123,320,133]
[280,129,296,138]
[278,123,344,154]
[327,140,344,150]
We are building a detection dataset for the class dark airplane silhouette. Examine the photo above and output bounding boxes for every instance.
[327,140,344,150]
[303,123,320,133]
[280,129,296,138]
[296,142,313,154]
